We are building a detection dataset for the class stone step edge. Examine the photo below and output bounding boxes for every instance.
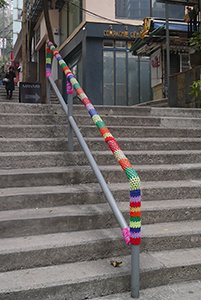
[1,199,201,222]
[1,150,201,156]
[1,220,201,254]
[0,180,200,197]
[0,163,201,175]
[1,112,201,122]
[0,248,201,295]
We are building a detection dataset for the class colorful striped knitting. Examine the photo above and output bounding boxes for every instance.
[46,41,141,246]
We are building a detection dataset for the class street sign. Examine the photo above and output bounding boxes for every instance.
[19,82,42,103]
[156,0,198,5]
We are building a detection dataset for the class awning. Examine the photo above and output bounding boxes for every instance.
[153,20,188,31]
[129,25,165,54]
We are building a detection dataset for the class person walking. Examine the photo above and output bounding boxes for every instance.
[0,65,5,85]
[5,66,16,99]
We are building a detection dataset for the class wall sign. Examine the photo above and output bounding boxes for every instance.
[151,49,162,87]
[103,25,142,39]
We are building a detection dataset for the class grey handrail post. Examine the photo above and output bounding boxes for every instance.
[165,1,170,105]
[46,78,51,104]
[131,244,140,298]
[68,92,73,152]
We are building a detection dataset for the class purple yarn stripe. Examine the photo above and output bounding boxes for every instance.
[130,196,141,203]
[130,232,141,238]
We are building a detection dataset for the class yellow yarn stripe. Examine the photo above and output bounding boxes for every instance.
[114,150,126,161]
[92,115,102,123]
[103,132,113,139]
[130,178,141,190]
[130,221,141,228]
[70,78,77,86]
[79,93,87,100]
[130,207,141,212]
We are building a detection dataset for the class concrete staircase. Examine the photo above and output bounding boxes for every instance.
[0,84,59,104]
[0,100,201,299]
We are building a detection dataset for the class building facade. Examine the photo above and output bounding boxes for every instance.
[13,0,186,105]
[13,0,23,45]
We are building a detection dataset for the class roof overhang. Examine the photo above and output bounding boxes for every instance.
[130,18,190,56]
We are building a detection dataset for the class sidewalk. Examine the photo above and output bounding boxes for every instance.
[93,280,201,300]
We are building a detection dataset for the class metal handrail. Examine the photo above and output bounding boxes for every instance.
[46,41,141,298]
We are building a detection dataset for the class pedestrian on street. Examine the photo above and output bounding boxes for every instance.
[5,66,16,99]
[0,65,5,85]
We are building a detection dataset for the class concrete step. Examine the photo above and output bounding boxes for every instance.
[84,137,201,151]
[1,219,201,273]
[0,102,201,119]
[1,137,201,152]
[0,125,68,138]
[0,150,201,169]
[92,280,201,300]
[0,113,68,125]
[0,164,200,187]
[0,102,64,114]
[79,125,201,138]
[0,247,201,300]
[1,199,201,238]
[150,107,201,118]
[2,112,201,128]
[1,100,201,299]
[1,123,201,138]
[1,180,201,211]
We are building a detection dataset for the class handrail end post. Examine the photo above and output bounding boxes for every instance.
[46,78,51,104]
[68,93,74,152]
[131,244,140,298]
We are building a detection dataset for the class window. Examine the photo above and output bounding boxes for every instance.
[116,52,126,105]
[18,9,22,20]
[103,45,150,105]
[60,0,82,44]
[115,0,184,20]
[115,41,126,48]
[180,54,190,72]
[35,25,40,46]
[103,40,114,48]
[103,52,114,105]
[65,50,83,103]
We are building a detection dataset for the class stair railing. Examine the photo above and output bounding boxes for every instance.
[46,41,141,298]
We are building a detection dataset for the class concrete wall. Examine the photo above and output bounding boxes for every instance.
[169,66,201,108]
[34,10,59,51]
[84,0,142,26]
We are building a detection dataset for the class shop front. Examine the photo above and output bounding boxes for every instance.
[59,22,152,106]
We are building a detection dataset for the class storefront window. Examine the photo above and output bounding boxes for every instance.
[128,53,138,105]
[103,45,150,105]
[116,52,126,105]
[103,52,114,105]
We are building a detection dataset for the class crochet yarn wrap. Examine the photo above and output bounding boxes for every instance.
[46,41,141,245]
